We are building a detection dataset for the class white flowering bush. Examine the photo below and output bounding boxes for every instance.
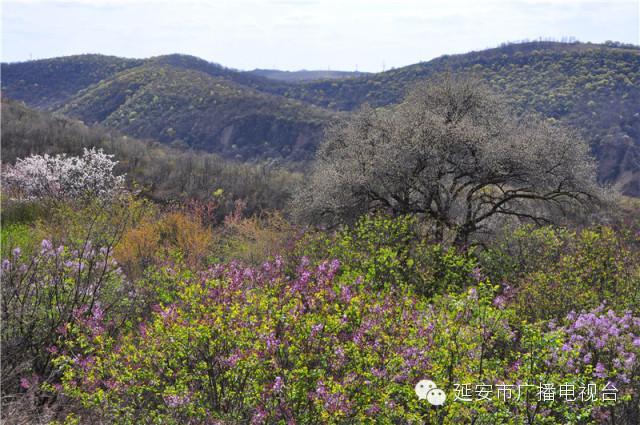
[2,148,125,201]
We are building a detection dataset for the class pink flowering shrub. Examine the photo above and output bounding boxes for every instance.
[53,257,437,423]
[0,238,131,398]
[554,307,640,422]
[2,148,125,201]
[47,254,640,424]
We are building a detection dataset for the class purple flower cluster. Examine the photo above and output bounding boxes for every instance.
[70,304,107,337]
[313,380,352,414]
[3,238,127,400]
[52,254,437,422]
[164,393,191,408]
[561,306,640,386]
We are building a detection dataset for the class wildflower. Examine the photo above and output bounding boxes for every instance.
[223,353,241,367]
[493,295,506,309]
[92,304,104,321]
[250,406,268,425]
[20,377,31,389]
[468,287,477,299]
[340,285,354,303]
[311,323,324,338]
[370,368,385,378]
[471,266,483,282]
[272,376,284,393]
[41,239,53,252]
[265,333,281,352]
[164,393,191,408]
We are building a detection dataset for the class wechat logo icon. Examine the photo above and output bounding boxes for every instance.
[415,379,446,406]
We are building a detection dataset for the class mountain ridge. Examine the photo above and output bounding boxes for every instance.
[2,41,639,194]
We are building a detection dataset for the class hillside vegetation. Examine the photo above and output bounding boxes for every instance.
[57,64,332,160]
[277,42,640,194]
[3,52,640,425]
[2,41,639,193]
[2,55,332,161]
[1,98,301,216]
[0,54,142,109]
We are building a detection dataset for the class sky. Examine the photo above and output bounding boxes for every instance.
[2,0,639,72]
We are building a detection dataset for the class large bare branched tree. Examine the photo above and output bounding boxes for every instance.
[293,77,606,245]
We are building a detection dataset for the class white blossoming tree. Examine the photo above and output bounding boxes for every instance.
[2,148,126,201]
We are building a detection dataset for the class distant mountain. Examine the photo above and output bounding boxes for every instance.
[2,41,639,194]
[247,69,370,82]
[3,56,333,161]
[59,63,332,160]
[0,54,142,109]
[147,54,290,93]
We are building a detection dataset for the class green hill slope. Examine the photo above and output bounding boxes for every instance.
[57,63,332,160]
[147,54,290,92]
[2,55,331,160]
[1,98,301,215]
[0,54,143,109]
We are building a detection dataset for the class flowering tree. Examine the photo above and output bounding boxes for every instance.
[293,77,604,246]
[2,148,125,201]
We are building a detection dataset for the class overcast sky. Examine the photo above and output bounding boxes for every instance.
[2,0,639,71]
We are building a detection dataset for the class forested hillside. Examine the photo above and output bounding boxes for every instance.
[2,41,639,193]
[1,98,301,216]
[2,55,332,161]
[277,41,640,194]
[57,64,332,160]
[0,54,142,109]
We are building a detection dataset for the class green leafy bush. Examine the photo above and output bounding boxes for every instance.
[45,258,640,424]
[297,215,477,297]
[481,225,640,321]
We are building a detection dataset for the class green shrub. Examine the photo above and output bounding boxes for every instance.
[481,225,640,321]
[298,214,477,297]
[48,258,637,424]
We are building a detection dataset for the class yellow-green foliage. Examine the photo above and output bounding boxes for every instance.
[481,225,640,322]
[297,214,478,297]
[3,194,640,424]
